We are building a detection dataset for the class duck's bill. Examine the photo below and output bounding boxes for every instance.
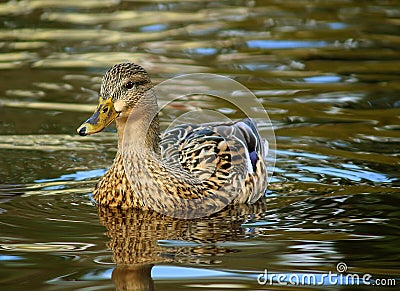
[77,97,119,136]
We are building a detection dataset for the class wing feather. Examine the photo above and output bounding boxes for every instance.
[159,118,268,203]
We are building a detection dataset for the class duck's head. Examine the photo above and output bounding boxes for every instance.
[77,63,153,136]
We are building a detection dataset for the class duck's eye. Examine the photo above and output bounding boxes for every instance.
[102,106,109,113]
[124,81,135,90]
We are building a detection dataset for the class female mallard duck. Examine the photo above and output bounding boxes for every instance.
[77,63,267,217]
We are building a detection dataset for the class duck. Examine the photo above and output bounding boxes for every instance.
[77,63,268,217]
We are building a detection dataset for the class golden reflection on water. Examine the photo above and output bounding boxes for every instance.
[98,201,267,290]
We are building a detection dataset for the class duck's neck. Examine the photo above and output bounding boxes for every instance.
[116,90,160,156]
[116,115,160,155]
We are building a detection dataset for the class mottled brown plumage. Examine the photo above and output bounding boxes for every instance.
[77,63,268,216]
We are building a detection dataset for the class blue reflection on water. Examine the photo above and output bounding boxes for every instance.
[186,47,218,55]
[302,166,391,183]
[278,150,330,160]
[327,22,347,30]
[152,265,234,279]
[0,255,23,261]
[277,150,392,183]
[35,169,106,183]
[80,268,113,280]
[304,75,342,83]
[285,173,319,182]
[247,40,328,49]
[140,24,167,32]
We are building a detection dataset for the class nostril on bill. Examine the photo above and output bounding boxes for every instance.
[78,127,87,136]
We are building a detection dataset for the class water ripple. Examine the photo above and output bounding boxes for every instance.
[0,242,95,252]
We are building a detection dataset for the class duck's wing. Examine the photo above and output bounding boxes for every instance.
[160,118,268,204]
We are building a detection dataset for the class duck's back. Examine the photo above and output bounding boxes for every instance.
[160,118,268,204]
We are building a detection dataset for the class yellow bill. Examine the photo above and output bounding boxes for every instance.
[77,97,119,136]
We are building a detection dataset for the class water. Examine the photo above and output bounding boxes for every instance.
[0,0,399,290]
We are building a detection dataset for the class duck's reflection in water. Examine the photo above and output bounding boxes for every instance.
[97,199,267,290]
